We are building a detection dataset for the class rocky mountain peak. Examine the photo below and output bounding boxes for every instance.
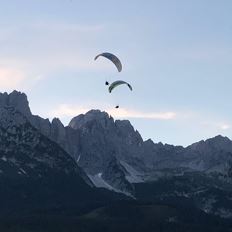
[0,90,31,117]
[52,117,63,127]
[69,109,114,130]
[206,135,231,144]
[115,119,143,145]
[188,135,232,153]
[51,117,66,142]
[144,138,154,145]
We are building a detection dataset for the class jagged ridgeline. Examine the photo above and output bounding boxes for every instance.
[0,91,232,231]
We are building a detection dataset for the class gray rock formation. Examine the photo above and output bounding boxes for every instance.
[0,91,31,117]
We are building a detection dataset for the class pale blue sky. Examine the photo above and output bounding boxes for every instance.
[0,0,231,146]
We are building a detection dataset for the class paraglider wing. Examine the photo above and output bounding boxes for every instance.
[108,80,133,93]
[94,52,122,72]
[127,83,132,91]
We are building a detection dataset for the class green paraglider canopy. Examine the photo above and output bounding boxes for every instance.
[108,80,132,93]
[94,52,122,72]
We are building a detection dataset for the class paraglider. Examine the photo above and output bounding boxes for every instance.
[94,52,122,72]
[108,80,132,93]
[94,52,132,109]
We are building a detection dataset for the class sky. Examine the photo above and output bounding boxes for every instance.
[0,0,231,146]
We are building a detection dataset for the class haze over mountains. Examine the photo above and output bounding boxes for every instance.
[0,90,232,231]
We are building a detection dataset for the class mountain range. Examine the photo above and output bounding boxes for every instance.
[0,90,232,231]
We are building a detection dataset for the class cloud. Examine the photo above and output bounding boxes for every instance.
[48,104,177,120]
[0,67,26,90]
[0,63,47,91]
[108,108,176,120]
[220,124,230,130]
[201,121,231,131]
[49,105,88,118]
